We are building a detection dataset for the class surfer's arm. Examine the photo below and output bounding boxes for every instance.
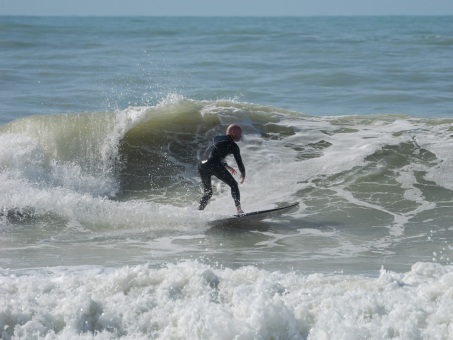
[232,147,246,180]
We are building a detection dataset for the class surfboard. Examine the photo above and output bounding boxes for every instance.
[236,202,299,219]
[209,202,299,226]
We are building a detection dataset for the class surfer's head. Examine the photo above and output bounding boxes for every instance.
[226,124,242,142]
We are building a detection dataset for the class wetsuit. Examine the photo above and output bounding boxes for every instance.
[198,135,245,210]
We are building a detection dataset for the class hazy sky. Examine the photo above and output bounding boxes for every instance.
[2,0,453,16]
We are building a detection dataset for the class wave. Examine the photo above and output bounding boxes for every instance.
[1,96,453,235]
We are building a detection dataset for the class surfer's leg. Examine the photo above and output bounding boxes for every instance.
[215,168,241,207]
[198,168,212,210]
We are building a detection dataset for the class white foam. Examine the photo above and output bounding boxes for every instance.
[416,123,453,191]
[1,261,452,339]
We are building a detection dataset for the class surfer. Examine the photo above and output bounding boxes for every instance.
[198,124,246,214]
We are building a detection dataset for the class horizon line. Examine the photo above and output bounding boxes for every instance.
[2,14,453,18]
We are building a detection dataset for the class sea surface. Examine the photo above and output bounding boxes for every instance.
[1,16,453,339]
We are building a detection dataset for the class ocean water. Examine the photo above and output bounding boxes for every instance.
[1,16,453,339]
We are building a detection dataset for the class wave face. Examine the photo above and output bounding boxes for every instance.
[0,96,452,247]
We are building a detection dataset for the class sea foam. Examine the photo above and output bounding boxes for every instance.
[1,261,452,339]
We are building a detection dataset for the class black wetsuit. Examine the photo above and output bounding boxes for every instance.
[198,135,245,210]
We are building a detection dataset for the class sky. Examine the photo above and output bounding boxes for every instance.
[1,0,453,16]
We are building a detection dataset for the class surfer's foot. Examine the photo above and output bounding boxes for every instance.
[198,201,208,211]
[236,206,244,214]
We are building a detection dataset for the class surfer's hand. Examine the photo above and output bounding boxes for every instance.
[226,166,237,175]
[239,175,245,184]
